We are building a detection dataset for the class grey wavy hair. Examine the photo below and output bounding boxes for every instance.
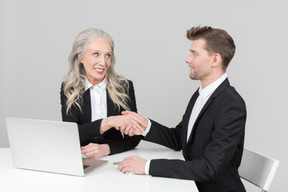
[63,28,130,114]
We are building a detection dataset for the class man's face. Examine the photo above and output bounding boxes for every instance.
[185,39,214,81]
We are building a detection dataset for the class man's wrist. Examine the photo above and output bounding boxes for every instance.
[145,159,151,175]
[142,119,151,136]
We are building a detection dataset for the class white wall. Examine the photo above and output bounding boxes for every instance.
[0,0,287,191]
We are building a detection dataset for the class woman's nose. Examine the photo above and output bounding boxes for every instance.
[99,55,106,65]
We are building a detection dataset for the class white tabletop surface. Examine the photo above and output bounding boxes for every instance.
[0,141,198,192]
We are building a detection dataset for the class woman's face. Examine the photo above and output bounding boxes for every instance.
[80,38,112,86]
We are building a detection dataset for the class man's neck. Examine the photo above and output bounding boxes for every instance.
[201,72,225,89]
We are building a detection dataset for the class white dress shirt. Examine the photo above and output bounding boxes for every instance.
[85,77,108,121]
[143,73,228,174]
[186,73,228,141]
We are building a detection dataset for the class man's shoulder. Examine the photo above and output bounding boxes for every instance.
[216,85,246,109]
[225,85,244,100]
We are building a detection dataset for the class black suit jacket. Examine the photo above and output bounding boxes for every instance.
[60,80,141,155]
[144,79,246,192]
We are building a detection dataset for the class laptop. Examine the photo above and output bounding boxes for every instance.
[6,117,108,176]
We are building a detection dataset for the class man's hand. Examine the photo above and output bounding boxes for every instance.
[118,111,148,136]
[118,156,147,175]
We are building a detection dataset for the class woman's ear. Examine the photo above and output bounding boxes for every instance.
[78,53,82,63]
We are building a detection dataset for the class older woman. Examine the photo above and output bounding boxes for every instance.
[61,28,142,159]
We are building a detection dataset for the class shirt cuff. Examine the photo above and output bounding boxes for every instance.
[142,119,151,137]
[145,159,151,175]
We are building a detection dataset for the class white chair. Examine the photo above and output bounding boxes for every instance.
[239,148,280,192]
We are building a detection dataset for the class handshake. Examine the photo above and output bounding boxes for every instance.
[82,111,148,159]
[102,111,148,136]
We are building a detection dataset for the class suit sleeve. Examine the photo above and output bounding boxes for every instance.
[60,83,103,144]
[107,80,142,155]
[144,119,183,151]
[146,98,246,182]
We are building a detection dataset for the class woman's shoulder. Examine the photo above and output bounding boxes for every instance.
[127,79,133,85]
[125,79,135,90]
[117,77,133,86]
[60,81,65,89]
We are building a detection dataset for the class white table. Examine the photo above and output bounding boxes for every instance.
[0,141,198,192]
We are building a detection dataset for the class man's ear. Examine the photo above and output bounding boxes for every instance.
[212,53,222,67]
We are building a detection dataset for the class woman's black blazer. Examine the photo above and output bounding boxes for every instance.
[60,80,141,155]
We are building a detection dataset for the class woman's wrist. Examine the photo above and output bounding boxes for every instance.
[100,117,113,133]
[102,144,111,156]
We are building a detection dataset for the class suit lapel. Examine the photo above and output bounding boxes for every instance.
[106,89,119,116]
[81,89,92,123]
[186,79,230,143]
[183,89,199,146]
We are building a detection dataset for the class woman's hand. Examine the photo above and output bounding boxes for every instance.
[100,115,129,133]
[100,112,148,136]
[118,111,148,136]
[81,143,110,159]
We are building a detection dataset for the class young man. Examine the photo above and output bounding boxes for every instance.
[118,26,246,192]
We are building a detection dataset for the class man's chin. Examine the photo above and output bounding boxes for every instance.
[189,74,198,80]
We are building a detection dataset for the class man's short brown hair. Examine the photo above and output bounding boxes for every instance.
[186,26,235,69]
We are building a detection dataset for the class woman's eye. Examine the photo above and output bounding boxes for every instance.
[106,54,111,59]
[93,52,99,57]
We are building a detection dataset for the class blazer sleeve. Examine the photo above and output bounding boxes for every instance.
[143,89,200,151]
[144,119,183,151]
[107,80,142,155]
[60,83,103,143]
[146,97,246,182]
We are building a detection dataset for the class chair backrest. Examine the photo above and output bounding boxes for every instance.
[239,148,280,192]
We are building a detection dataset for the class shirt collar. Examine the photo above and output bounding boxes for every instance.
[199,73,228,98]
[85,76,107,91]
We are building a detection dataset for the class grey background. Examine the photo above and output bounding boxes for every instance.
[0,0,287,191]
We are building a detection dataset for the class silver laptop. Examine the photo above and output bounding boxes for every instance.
[6,117,108,176]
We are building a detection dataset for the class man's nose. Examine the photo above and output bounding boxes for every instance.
[185,55,191,64]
